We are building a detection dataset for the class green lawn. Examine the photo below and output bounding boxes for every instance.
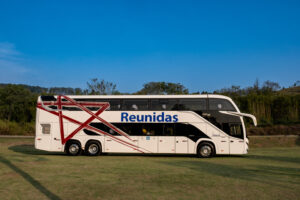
[0,138,299,200]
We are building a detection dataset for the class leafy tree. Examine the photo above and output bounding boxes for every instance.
[262,81,281,93]
[0,83,48,94]
[0,85,36,122]
[135,82,189,95]
[74,88,83,95]
[87,78,117,95]
[214,85,242,96]
[253,78,260,93]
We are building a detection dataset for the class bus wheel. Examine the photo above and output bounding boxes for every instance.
[197,142,214,158]
[66,141,81,156]
[85,141,101,156]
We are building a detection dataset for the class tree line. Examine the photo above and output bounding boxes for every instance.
[0,79,299,128]
[214,80,300,126]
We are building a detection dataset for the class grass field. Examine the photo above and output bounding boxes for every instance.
[0,138,299,200]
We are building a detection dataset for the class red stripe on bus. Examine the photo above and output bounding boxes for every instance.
[63,95,132,141]
[37,104,145,153]
[36,98,149,153]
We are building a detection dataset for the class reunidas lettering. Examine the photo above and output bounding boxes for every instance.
[121,112,178,122]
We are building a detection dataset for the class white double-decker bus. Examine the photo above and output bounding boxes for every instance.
[35,94,257,158]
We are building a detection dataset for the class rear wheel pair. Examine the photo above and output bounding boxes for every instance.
[66,141,101,156]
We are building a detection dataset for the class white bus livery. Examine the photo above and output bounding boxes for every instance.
[35,95,257,158]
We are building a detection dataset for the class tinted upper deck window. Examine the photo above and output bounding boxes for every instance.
[208,98,236,111]
[150,99,178,110]
[123,99,149,110]
[102,99,121,110]
[177,99,207,111]
[62,99,122,111]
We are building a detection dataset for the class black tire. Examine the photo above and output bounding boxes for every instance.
[197,142,215,158]
[85,141,102,156]
[66,141,81,156]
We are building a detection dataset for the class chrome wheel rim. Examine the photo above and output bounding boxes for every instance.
[200,145,211,157]
[69,144,79,154]
[88,144,99,154]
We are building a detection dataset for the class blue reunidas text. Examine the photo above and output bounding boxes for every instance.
[121,112,178,123]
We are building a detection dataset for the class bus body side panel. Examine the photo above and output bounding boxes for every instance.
[187,122,207,154]
[228,135,245,155]
[175,136,188,153]
[35,109,58,151]
[139,136,158,153]
[159,136,175,153]
[186,113,230,155]
[34,102,39,150]
[35,94,250,156]
[205,123,229,155]
[103,135,140,153]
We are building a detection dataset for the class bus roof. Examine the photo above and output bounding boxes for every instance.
[39,94,232,100]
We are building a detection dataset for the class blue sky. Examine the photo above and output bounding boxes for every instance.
[0,0,299,93]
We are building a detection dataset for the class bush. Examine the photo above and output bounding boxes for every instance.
[0,120,35,135]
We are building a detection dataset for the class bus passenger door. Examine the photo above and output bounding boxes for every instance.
[228,124,245,154]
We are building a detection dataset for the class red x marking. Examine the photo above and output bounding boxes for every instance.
[37,95,149,153]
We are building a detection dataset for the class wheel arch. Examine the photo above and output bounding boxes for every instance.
[64,139,82,152]
[195,139,217,155]
[84,139,102,152]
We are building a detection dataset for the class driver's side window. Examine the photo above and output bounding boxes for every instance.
[229,124,243,139]
[222,123,243,139]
